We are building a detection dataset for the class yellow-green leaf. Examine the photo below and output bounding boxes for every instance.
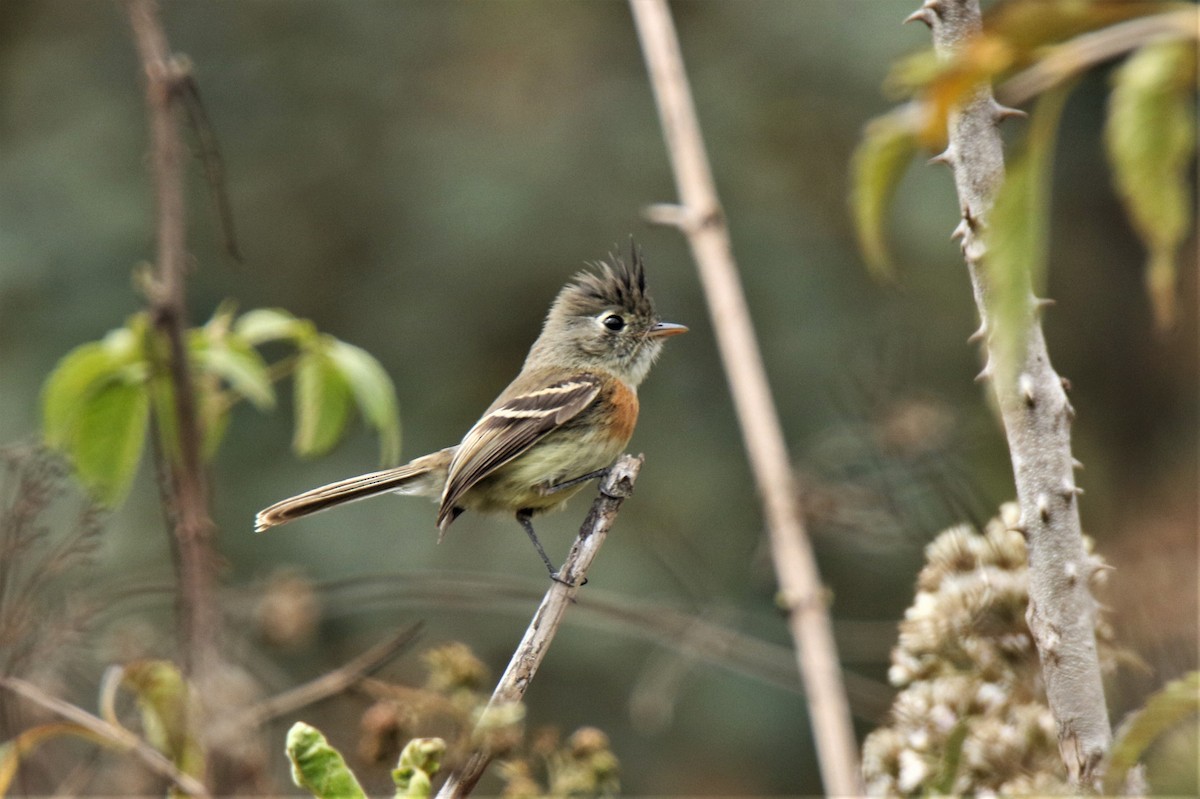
[42,327,142,448]
[235,308,311,346]
[293,346,352,458]
[327,339,401,466]
[119,660,205,781]
[1104,670,1200,793]
[286,722,366,799]
[850,105,920,279]
[391,737,445,798]
[194,335,275,411]
[1105,40,1196,329]
[70,377,151,506]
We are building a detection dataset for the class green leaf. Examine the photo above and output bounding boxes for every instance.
[327,339,401,465]
[119,660,205,782]
[193,334,275,411]
[1105,40,1196,329]
[391,738,445,798]
[293,345,353,458]
[235,308,311,346]
[1104,670,1200,793]
[986,81,1072,385]
[42,327,143,448]
[286,722,367,799]
[69,376,151,507]
[850,106,920,279]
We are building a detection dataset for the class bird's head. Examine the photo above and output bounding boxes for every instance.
[528,245,687,386]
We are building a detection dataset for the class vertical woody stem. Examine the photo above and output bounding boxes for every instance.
[911,0,1112,787]
[630,1,862,794]
[127,0,220,682]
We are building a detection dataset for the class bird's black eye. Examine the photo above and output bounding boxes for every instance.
[602,314,625,331]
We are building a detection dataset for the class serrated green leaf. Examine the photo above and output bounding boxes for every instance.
[851,106,920,279]
[1104,670,1200,794]
[1105,40,1196,329]
[986,81,1072,385]
[286,722,367,799]
[195,335,275,411]
[119,660,205,782]
[70,377,151,506]
[327,339,401,465]
[293,346,352,458]
[235,308,311,346]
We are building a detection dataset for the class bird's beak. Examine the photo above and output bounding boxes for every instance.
[648,321,688,339]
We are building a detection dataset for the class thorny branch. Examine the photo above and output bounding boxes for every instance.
[629,0,862,795]
[907,0,1113,788]
[435,454,642,799]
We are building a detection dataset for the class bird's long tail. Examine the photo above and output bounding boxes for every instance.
[254,449,452,532]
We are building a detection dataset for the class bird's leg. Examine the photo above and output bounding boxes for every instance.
[538,468,609,496]
[516,508,566,582]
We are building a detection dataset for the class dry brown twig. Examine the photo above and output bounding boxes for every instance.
[629,0,862,794]
[0,676,211,799]
[235,623,424,729]
[435,454,642,798]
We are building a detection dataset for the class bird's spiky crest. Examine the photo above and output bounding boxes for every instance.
[558,243,655,319]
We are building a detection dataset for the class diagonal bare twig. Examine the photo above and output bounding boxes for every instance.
[628,0,862,794]
[235,622,424,729]
[0,676,211,799]
[435,454,642,799]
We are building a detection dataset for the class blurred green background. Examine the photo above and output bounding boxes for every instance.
[1,0,1195,794]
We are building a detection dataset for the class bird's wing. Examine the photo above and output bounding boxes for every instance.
[437,374,602,526]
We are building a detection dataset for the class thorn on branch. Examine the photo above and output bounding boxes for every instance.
[642,202,692,230]
[1064,560,1079,586]
[974,361,992,383]
[990,100,1027,122]
[967,322,987,344]
[1071,458,1084,471]
[928,148,955,168]
[1033,296,1056,314]
[951,218,970,241]
[1019,374,1036,407]
[903,0,942,27]
[1037,493,1051,522]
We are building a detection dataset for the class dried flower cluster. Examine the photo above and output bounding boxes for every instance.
[862,503,1114,796]
[356,642,618,796]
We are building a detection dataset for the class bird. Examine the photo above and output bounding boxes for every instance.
[254,245,686,577]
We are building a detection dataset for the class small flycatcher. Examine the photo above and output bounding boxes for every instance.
[255,246,686,576]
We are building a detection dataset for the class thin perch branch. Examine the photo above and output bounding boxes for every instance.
[911,0,1112,787]
[629,1,862,795]
[0,676,211,799]
[435,454,642,799]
